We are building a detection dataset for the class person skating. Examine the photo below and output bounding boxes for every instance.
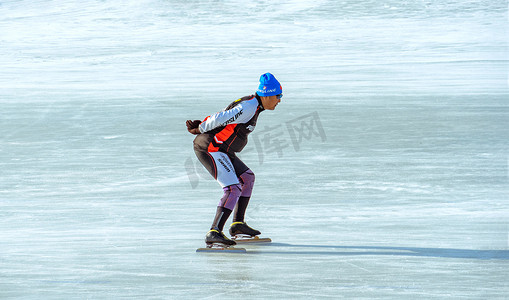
[186,73,283,247]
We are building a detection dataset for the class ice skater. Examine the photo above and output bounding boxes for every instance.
[186,73,283,247]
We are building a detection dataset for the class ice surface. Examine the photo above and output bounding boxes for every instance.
[1,0,508,298]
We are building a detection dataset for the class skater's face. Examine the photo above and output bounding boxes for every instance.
[261,94,282,110]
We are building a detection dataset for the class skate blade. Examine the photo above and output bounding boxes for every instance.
[232,235,272,244]
[196,247,246,253]
[196,243,246,253]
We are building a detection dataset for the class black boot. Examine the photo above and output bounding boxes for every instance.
[205,229,236,246]
[229,222,261,237]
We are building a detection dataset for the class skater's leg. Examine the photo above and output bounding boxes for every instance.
[211,207,232,231]
[195,150,242,245]
[194,150,239,187]
[211,184,242,231]
[239,169,255,198]
[227,155,253,222]
[227,165,260,237]
[194,150,218,179]
[233,169,255,222]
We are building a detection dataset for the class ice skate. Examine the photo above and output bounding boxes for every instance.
[205,229,236,247]
[229,222,261,236]
[196,230,246,253]
[229,222,271,243]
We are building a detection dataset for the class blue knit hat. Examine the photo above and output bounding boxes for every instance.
[256,73,282,97]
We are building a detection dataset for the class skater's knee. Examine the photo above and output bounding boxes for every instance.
[225,184,242,198]
[220,184,242,211]
[239,169,255,185]
[239,170,255,197]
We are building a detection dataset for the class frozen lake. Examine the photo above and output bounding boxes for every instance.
[1,0,508,298]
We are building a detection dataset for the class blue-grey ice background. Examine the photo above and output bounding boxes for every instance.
[1,0,508,298]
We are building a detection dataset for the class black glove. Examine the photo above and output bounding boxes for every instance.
[186,120,202,135]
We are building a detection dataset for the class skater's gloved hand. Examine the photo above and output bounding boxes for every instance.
[186,120,202,135]
[186,120,201,129]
